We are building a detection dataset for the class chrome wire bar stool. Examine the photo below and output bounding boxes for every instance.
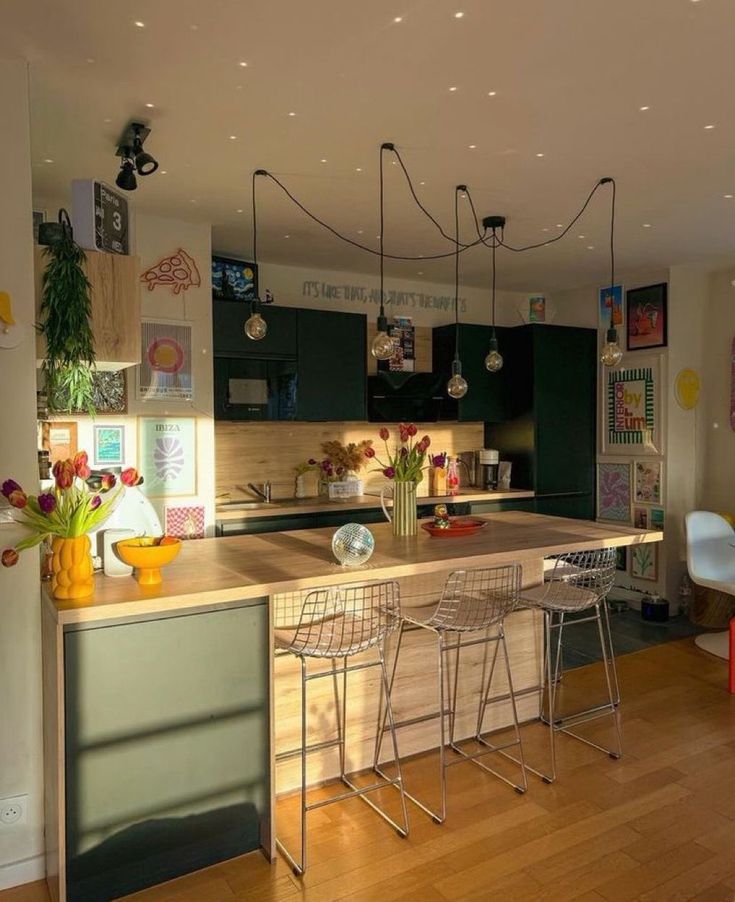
[273,580,409,876]
[374,565,527,824]
[521,547,620,784]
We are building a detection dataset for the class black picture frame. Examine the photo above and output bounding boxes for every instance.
[615,546,628,572]
[626,283,667,351]
[212,255,258,302]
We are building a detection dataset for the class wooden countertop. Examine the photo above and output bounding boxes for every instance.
[214,489,535,521]
[45,511,662,626]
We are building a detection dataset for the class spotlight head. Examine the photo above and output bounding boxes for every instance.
[116,157,137,191]
[134,145,159,175]
[116,120,160,181]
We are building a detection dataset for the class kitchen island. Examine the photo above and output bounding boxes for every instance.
[42,511,662,902]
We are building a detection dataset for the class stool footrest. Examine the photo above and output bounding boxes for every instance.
[276,737,342,762]
[305,775,402,812]
[389,709,452,731]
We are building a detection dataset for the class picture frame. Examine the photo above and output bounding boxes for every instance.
[164,504,205,540]
[50,370,127,416]
[597,461,632,523]
[626,283,667,351]
[212,255,258,301]
[615,546,628,572]
[41,421,78,465]
[651,508,665,530]
[631,543,658,581]
[93,425,125,467]
[634,459,663,505]
[633,506,649,530]
[138,319,194,403]
[138,416,197,498]
[599,285,623,330]
[601,354,663,456]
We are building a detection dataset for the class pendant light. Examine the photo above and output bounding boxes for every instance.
[245,170,268,341]
[370,143,395,360]
[599,177,623,367]
[447,186,469,399]
[484,220,504,372]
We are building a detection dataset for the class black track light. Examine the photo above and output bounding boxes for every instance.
[116,156,137,191]
[133,134,158,176]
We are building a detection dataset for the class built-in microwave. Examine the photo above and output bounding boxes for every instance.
[214,356,297,420]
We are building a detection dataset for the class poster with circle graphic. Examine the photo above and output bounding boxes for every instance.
[138,319,193,401]
[138,417,197,497]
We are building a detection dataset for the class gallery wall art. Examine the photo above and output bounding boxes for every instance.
[599,285,623,329]
[164,504,205,539]
[631,544,658,581]
[634,460,663,504]
[597,461,632,523]
[93,425,125,466]
[626,283,667,351]
[138,319,194,402]
[138,417,197,498]
[140,249,201,295]
[602,356,661,455]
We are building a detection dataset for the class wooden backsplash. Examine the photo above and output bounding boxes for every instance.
[215,421,484,499]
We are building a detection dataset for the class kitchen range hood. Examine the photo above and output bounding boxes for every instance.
[367,371,444,422]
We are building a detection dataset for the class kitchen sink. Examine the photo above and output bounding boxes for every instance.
[218,501,277,511]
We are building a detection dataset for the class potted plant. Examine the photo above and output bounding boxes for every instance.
[365,424,431,536]
[39,209,97,415]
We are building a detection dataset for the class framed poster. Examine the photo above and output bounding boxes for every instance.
[212,255,257,301]
[627,283,667,351]
[50,370,127,416]
[138,417,197,498]
[635,460,663,504]
[615,546,628,572]
[599,285,623,329]
[631,544,658,581]
[651,508,665,530]
[633,506,649,530]
[597,462,631,523]
[165,504,205,540]
[93,425,125,466]
[529,296,546,323]
[601,356,662,455]
[380,316,415,373]
[138,320,194,402]
[41,422,78,465]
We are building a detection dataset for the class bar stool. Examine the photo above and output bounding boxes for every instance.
[273,580,409,876]
[521,547,621,784]
[374,565,527,824]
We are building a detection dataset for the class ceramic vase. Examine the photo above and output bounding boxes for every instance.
[392,481,418,537]
[51,535,94,600]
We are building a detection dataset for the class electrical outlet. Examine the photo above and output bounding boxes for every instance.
[0,794,28,827]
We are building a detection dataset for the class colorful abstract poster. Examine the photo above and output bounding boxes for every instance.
[138,417,197,497]
[635,460,662,504]
[138,320,193,402]
[597,462,631,523]
[626,283,667,351]
[212,256,257,301]
[165,504,205,539]
[529,296,546,323]
[603,359,660,454]
[93,425,125,466]
[599,285,623,329]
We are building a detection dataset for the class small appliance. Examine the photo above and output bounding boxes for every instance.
[475,449,500,491]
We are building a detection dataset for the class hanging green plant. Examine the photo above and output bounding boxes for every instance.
[39,209,96,415]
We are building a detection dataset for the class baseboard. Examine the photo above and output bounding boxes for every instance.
[0,854,45,892]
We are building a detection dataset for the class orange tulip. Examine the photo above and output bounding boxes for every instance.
[73,451,91,480]
[8,490,27,509]
[121,467,142,487]
[1,548,19,567]
[52,459,75,490]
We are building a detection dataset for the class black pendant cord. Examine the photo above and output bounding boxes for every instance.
[379,143,386,320]
[491,229,497,336]
[608,177,617,331]
[453,186,461,364]
[251,168,263,311]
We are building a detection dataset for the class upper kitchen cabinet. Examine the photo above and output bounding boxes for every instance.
[432,323,509,422]
[34,246,140,369]
[297,309,366,421]
[213,303,297,358]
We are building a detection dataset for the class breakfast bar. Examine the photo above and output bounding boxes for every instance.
[41,511,661,902]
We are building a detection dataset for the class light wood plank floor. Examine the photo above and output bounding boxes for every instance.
[5,638,735,902]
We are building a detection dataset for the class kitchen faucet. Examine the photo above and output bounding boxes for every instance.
[246,481,272,503]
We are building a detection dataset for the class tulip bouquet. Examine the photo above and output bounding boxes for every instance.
[365,424,431,483]
[0,452,142,568]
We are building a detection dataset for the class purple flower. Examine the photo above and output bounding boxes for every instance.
[38,492,57,515]
[400,447,408,457]
[1,479,21,499]
[383,467,395,479]
[90,495,101,510]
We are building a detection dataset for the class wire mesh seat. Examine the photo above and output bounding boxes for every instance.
[520,547,621,784]
[374,565,528,824]
[272,580,409,876]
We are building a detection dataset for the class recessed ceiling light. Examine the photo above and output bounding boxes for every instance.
[556,223,563,228]
[391,160,397,165]
[577,234,585,239]
[724,194,734,199]
[357,229,364,234]
[160,169,167,174]
[642,223,652,228]
[145,102,155,108]
[190,199,197,204]
[356,167,363,172]
[284,234,290,239]
[239,61,248,67]
[288,111,296,117]
[236,208,243,213]
[454,11,465,18]
[487,91,497,97]
[419,181,426,185]
[639,105,650,111]
[320,158,327,163]
[134,20,145,27]
[393,16,403,23]
[229,135,237,140]
[418,271,423,275]
[449,86,457,92]
[190,24,199,30]
[85,58,95,64]
[103,117,112,123]
[587,245,595,250]
[541,227,549,232]
[468,144,477,149]
[536,152,545,157]
[705,124,716,129]
[43,158,54,164]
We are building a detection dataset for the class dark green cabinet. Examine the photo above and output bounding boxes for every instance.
[484,325,596,520]
[213,303,297,358]
[296,309,366,421]
[432,324,509,422]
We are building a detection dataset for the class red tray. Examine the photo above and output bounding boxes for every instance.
[421,517,487,537]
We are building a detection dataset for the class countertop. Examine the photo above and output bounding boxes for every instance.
[45,511,662,626]
[214,488,535,521]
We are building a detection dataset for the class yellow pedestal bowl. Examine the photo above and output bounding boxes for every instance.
[114,537,182,586]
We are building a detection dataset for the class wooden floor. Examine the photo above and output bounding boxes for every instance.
[5,637,735,902]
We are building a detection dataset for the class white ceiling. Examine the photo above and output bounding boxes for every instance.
[3,0,735,291]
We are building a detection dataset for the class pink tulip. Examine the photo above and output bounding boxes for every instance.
[121,467,142,487]
[100,473,116,491]
[379,427,390,441]
[364,446,376,459]
[407,424,418,437]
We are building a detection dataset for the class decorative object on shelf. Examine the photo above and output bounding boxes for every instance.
[309,440,373,497]
[599,177,623,367]
[483,214,505,373]
[429,452,448,495]
[597,462,632,523]
[626,283,667,351]
[164,504,205,540]
[71,179,129,254]
[371,424,431,537]
[41,421,78,465]
[102,527,135,577]
[140,249,201,295]
[421,516,487,538]
[38,209,97,415]
[447,185,469,397]
[212,255,257,301]
[0,452,131,601]
[634,459,662,504]
[615,546,628,572]
[113,535,181,586]
[633,506,649,529]
[602,356,661,454]
[631,543,658,581]
[114,121,160,192]
[138,416,197,498]
[93,425,125,466]
[138,320,193,402]
[675,368,701,410]
[331,523,375,567]
[432,503,451,529]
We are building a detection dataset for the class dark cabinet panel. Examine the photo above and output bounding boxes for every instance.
[432,324,508,422]
[213,304,297,358]
[297,309,366,421]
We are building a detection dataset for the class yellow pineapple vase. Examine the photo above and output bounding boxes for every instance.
[51,535,95,600]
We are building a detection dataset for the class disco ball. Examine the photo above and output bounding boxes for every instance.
[332,523,375,567]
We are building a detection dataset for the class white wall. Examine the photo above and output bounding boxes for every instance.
[0,58,45,890]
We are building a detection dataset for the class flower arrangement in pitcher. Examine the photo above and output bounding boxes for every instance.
[365,424,431,483]
[0,453,142,568]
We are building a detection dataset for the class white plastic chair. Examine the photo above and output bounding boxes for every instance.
[685,511,735,660]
